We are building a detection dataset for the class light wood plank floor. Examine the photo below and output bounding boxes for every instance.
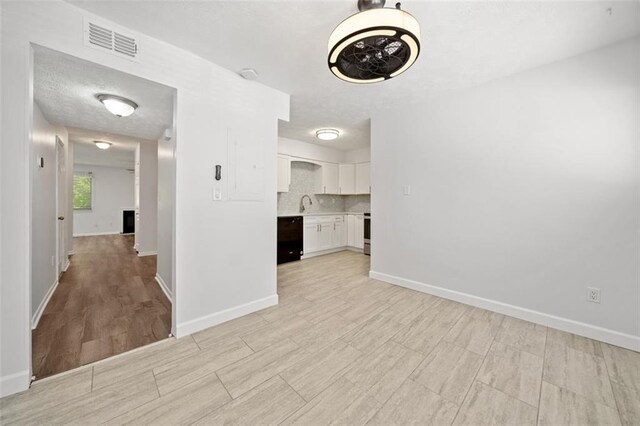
[4,251,638,425]
[32,234,172,379]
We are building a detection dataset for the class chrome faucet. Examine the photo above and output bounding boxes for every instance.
[300,195,313,213]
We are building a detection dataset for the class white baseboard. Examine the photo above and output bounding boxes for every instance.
[63,258,70,272]
[137,251,157,257]
[302,247,365,259]
[73,231,120,237]
[154,273,173,303]
[0,370,30,398]
[176,294,278,337]
[302,247,347,259]
[68,250,75,256]
[370,271,640,352]
[31,278,59,329]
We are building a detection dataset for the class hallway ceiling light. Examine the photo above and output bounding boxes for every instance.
[96,94,138,117]
[328,0,420,84]
[316,129,340,141]
[94,141,113,150]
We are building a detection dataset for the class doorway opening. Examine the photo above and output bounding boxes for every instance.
[30,45,177,380]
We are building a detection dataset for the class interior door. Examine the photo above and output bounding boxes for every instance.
[56,136,66,276]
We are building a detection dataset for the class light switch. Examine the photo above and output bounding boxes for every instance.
[213,187,222,201]
[403,185,411,195]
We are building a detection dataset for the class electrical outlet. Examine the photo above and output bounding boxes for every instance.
[587,287,601,304]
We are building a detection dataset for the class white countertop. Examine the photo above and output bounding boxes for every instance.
[278,212,367,217]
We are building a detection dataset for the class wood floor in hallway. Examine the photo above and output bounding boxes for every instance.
[3,250,637,425]
[31,234,171,379]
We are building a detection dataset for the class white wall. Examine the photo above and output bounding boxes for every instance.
[371,38,640,350]
[31,102,67,324]
[67,142,74,254]
[135,141,158,255]
[278,137,371,164]
[0,0,288,397]
[343,147,371,163]
[72,164,135,236]
[157,125,176,304]
[278,137,345,163]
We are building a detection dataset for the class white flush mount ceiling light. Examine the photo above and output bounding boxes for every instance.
[316,129,340,141]
[328,0,420,83]
[94,141,112,150]
[96,94,138,117]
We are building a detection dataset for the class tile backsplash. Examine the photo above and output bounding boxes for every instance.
[277,161,370,215]
[344,195,370,213]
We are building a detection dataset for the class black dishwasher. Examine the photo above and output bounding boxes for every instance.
[277,216,303,264]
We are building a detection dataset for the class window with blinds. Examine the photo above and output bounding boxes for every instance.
[73,172,93,210]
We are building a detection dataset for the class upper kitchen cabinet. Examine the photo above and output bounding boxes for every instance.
[338,164,356,195]
[277,155,290,193]
[320,162,340,194]
[356,162,371,194]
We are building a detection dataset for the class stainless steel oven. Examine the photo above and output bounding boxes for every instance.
[363,213,370,255]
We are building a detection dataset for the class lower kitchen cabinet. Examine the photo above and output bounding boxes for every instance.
[318,217,334,251]
[333,216,346,247]
[303,220,319,254]
[303,215,345,255]
[304,214,363,255]
[353,214,364,249]
[347,215,355,247]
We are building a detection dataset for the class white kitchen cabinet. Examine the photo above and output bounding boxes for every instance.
[338,164,356,195]
[277,155,290,193]
[347,215,355,247]
[303,215,348,255]
[318,217,333,250]
[333,215,346,247]
[303,217,319,253]
[356,162,371,194]
[354,214,365,249]
[320,163,340,194]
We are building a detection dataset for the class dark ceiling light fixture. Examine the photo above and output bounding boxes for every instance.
[328,0,420,84]
[96,94,138,117]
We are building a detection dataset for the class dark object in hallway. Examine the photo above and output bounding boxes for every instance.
[122,210,135,234]
[32,234,171,380]
[364,212,371,256]
[277,216,303,264]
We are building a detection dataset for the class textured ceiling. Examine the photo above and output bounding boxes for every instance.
[69,1,640,150]
[33,45,174,141]
[70,127,142,169]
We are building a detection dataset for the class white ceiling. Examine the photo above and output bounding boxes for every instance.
[70,127,140,169]
[33,44,174,142]
[69,0,640,150]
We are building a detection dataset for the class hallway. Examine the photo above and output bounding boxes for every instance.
[32,235,171,379]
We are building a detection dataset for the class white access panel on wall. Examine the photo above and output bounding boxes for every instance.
[227,128,264,201]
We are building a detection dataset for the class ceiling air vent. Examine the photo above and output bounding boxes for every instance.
[84,18,139,61]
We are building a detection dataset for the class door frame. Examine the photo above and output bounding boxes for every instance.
[55,135,66,278]
[26,43,178,385]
